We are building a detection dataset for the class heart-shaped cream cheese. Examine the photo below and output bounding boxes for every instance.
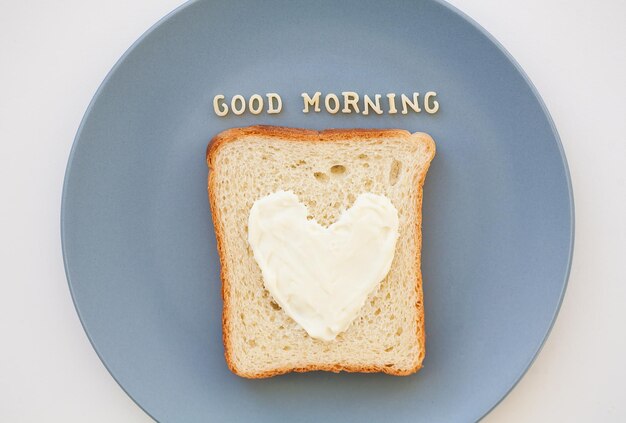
[248,191,399,341]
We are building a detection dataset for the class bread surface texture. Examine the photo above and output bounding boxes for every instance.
[207,125,435,378]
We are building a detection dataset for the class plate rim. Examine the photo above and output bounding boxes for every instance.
[60,0,575,421]
[435,0,575,419]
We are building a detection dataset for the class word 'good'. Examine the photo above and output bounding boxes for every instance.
[213,93,282,116]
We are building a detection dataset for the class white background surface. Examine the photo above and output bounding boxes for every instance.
[1,0,624,421]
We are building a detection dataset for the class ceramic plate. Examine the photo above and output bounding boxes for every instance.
[62,0,574,421]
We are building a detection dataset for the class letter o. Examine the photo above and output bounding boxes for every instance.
[325,93,340,114]
[248,94,264,115]
[231,95,246,115]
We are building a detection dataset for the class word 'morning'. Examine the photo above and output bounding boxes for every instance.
[212,91,439,116]
[301,91,439,115]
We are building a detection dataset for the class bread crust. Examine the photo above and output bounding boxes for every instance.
[206,125,435,378]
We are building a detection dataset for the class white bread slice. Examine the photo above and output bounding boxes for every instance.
[207,125,435,378]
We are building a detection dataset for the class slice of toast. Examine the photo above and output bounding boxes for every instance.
[206,125,435,378]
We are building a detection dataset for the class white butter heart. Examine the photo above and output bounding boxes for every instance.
[248,191,399,341]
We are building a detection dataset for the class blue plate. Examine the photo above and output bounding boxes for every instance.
[61,0,574,421]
